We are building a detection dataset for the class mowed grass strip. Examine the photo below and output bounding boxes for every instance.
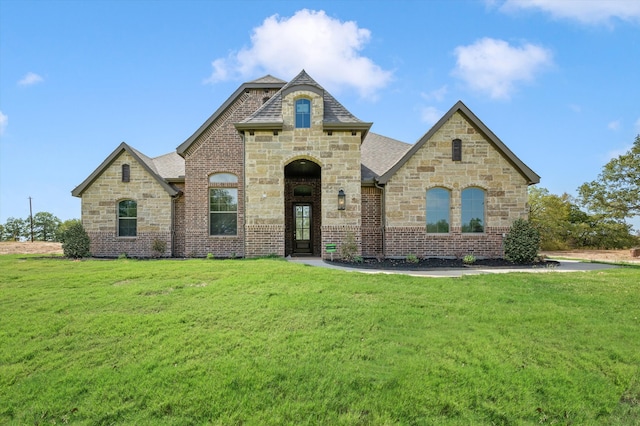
[1,255,639,425]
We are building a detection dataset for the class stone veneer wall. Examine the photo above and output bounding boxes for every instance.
[383,111,530,258]
[244,89,362,258]
[181,87,280,258]
[81,151,174,257]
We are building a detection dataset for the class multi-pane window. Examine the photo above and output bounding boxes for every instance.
[461,187,485,233]
[209,173,238,236]
[426,188,450,233]
[118,200,137,237]
[295,98,311,128]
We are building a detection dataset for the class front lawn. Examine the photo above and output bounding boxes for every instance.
[1,255,639,424]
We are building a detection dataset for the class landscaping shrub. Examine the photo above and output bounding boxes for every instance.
[406,254,419,263]
[151,238,167,258]
[340,232,358,261]
[60,221,91,258]
[463,254,476,265]
[504,218,540,264]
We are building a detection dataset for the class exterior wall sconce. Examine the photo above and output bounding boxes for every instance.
[338,189,346,210]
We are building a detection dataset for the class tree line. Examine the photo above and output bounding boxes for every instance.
[531,135,640,250]
[0,213,79,242]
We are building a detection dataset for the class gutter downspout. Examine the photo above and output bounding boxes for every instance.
[170,194,177,257]
[241,131,246,258]
[374,180,385,258]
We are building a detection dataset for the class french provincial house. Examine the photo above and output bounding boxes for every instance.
[72,70,539,259]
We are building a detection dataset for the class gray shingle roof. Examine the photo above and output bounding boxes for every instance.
[248,75,287,84]
[361,133,412,180]
[238,70,370,129]
[152,151,184,179]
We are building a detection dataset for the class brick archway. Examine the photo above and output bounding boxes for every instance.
[284,159,321,256]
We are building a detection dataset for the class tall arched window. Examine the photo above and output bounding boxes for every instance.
[118,200,137,237]
[209,173,238,236]
[295,98,311,128]
[426,188,450,233]
[461,188,485,233]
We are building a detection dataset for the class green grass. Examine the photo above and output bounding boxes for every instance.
[1,255,639,425]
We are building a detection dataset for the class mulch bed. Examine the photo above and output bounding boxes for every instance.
[327,257,560,270]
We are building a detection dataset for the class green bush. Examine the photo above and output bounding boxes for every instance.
[151,238,167,258]
[406,254,419,263]
[504,219,540,264]
[340,232,359,261]
[463,254,476,265]
[60,221,91,259]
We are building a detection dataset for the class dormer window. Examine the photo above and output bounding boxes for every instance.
[295,98,311,128]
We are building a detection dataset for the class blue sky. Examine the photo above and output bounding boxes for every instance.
[1,0,639,230]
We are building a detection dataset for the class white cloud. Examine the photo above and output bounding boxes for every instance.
[0,111,7,136]
[605,144,633,161]
[452,37,553,100]
[420,85,448,102]
[568,103,582,113]
[608,120,621,131]
[499,0,640,25]
[420,106,443,125]
[18,72,44,87]
[204,9,393,98]
[635,117,640,134]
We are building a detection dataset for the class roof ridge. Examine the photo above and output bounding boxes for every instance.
[247,74,287,84]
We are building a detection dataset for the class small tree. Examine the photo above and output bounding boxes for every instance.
[504,219,540,264]
[61,221,91,259]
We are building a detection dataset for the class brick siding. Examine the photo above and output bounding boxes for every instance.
[384,226,509,258]
[361,186,382,257]
[181,88,280,258]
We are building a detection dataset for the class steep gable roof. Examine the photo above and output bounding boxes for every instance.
[176,75,287,156]
[377,101,540,185]
[71,142,182,197]
[235,70,372,139]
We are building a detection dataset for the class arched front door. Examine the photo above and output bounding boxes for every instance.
[284,159,321,256]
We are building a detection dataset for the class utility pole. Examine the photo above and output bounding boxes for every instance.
[29,196,34,242]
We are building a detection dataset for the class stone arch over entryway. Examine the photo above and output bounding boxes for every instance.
[284,157,322,256]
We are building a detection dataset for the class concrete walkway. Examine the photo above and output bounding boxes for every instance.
[286,257,621,278]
